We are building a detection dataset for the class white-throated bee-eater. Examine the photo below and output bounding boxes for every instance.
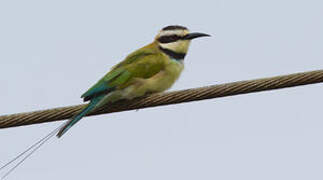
[57,25,210,137]
[0,25,209,179]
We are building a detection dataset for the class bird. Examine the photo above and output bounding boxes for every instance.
[57,25,210,137]
[0,25,209,179]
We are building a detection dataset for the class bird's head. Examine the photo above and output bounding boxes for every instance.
[155,25,210,59]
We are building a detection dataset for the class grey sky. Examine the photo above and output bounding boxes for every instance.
[1,0,323,179]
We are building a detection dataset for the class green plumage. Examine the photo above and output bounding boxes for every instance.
[81,43,165,101]
[57,42,184,137]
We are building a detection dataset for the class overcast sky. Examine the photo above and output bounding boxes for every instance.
[1,0,323,179]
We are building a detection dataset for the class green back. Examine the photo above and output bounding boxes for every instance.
[81,42,167,101]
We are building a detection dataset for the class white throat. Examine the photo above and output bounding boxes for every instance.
[158,40,191,54]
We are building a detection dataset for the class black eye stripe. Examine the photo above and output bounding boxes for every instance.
[157,35,182,43]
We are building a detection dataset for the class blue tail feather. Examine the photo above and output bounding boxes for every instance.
[56,95,104,138]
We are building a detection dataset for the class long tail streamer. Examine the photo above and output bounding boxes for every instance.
[0,124,64,179]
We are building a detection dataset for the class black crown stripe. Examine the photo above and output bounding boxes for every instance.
[162,25,188,31]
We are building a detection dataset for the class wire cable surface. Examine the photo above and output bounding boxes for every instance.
[1,69,323,129]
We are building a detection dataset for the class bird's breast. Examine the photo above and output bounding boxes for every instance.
[119,58,184,100]
[146,59,184,92]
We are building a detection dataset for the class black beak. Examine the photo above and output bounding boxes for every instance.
[182,32,211,40]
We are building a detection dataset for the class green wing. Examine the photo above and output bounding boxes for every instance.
[81,45,165,101]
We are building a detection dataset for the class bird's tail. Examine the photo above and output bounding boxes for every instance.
[56,95,104,138]
[0,95,105,179]
[0,124,63,179]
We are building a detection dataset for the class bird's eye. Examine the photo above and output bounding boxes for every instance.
[158,35,180,43]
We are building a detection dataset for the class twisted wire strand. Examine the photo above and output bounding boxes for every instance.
[1,69,323,129]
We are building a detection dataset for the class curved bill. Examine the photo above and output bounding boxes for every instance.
[182,32,211,40]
